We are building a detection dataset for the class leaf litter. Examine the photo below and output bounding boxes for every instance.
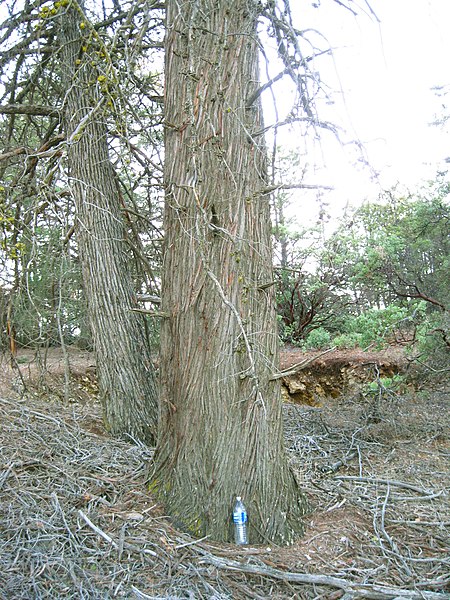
[0,349,448,599]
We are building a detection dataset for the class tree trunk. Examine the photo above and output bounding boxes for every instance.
[59,6,158,444]
[151,0,307,544]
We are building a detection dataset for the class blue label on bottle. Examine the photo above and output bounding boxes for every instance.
[233,511,247,524]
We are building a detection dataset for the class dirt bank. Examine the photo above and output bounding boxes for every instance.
[280,346,411,405]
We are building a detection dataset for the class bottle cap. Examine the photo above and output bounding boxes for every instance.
[236,496,241,501]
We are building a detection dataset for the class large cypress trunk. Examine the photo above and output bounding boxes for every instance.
[59,6,158,444]
[151,0,307,544]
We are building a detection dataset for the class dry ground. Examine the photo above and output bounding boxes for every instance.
[0,348,449,599]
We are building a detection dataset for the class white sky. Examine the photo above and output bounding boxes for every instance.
[1,1,448,222]
[267,0,450,223]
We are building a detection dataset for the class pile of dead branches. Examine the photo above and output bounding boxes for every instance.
[0,385,448,599]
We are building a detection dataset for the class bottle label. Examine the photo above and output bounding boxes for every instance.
[233,511,247,524]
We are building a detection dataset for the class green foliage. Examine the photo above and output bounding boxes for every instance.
[304,327,331,350]
[277,317,301,347]
[364,374,406,395]
[8,225,90,348]
[333,182,450,311]
[0,186,26,260]
[343,305,410,349]
[415,310,450,372]
[332,333,361,349]
[362,373,407,424]
[276,177,449,371]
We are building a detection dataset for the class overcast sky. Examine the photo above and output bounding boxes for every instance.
[267,0,450,222]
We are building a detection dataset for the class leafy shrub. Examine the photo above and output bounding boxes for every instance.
[277,317,301,347]
[344,304,410,349]
[304,327,331,350]
[332,333,361,349]
[364,374,406,395]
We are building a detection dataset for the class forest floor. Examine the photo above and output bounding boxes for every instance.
[0,347,449,599]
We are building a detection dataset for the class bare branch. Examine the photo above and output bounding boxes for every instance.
[246,68,289,107]
[270,347,336,380]
[253,116,342,139]
[334,476,437,497]
[135,294,161,304]
[0,104,60,118]
[0,146,29,162]
[261,182,334,194]
[198,551,445,599]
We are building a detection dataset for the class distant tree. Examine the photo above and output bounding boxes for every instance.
[338,186,449,313]
[275,179,449,355]
[315,184,449,364]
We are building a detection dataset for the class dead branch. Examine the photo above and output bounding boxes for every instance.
[135,294,161,304]
[78,509,118,548]
[334,476,437,497]
[261,182,334,193]
[270,346,336,380]
[198,551,445,599]
[130,308,168,317]
[0,146,29,162]
[1,360,448,599]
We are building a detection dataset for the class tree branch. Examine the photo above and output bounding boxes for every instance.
[0,104,60,118]
[135,294,161,304]
[387,272,447,311]
[253,116,342,139]
[270,347,336,380]
[333,475,436,496]
[246,68,289,107]
[0,146,28,162]
[261,182,334,194]
[198,551,444,599]
[93,1,165,31]
[0,134,64,164]
[247,47,331,108]
[130,308,168,317]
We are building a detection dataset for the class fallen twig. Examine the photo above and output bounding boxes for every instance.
[132,587,185,600]
[0,460,15,491]
[78,509,158,558]
[78,509,118,548]
[1,370,448,599]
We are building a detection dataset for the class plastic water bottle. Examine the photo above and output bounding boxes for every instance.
[232,496,248,545]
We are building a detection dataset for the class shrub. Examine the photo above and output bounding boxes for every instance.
[364,374,406,395]
[415,311,449,373]
[344,305,409,349]
[332,333,361,349]
[304,327,331,350]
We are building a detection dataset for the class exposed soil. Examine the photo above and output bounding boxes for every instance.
[0,347,449,599]
[280,345,412,406]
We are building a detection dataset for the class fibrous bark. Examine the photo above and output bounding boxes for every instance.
[59,4,158,444]
[151,0,307,544]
